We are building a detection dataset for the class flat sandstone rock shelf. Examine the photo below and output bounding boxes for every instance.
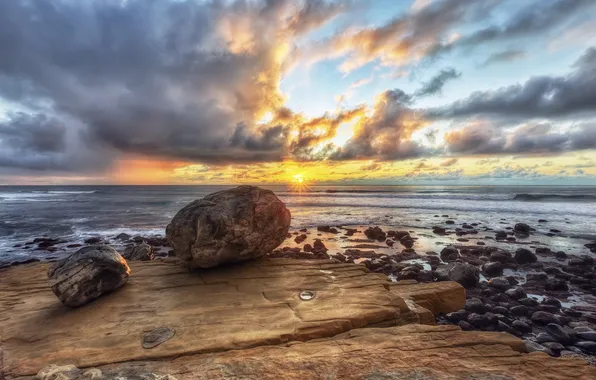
[1,259,594,379]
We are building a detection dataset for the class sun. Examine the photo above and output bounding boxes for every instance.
[289,174,311,193]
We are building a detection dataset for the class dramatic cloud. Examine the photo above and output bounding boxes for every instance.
[428,47,596,119]
[430,0,596,57]
[0,0,344,172]
[414,68,461,97]
[330,90,427,160]
[480,49,525,67]
[444,121,596,155]
[302,0,497,72]
[0,0,595,183]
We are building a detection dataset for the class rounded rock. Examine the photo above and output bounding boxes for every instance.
[166,186,291,269]
[47,245,130,307]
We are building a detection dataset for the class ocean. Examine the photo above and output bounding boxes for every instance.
[1,185,596,264]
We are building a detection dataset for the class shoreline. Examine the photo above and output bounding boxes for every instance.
[2,216,596,360]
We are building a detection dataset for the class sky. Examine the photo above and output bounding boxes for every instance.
[0,0,595,185]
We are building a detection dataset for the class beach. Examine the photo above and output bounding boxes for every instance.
[1,184,596,378]
[2,184,596,264]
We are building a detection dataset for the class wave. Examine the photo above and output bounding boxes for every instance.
[514,194,596,202]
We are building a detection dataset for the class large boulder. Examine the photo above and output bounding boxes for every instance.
[47,245,130,307]
[166,186,291,269]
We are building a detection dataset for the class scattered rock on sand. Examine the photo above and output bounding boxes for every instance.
[47,245,130,307]
[166,186,291,269]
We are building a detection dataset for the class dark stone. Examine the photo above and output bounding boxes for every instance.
[488,277,511,291]
[546,323,574,345]
[574,341,596,353]
[432,226,446,235]
[399,235,415,249]
[495,231,507,240]
[542,342,564,356]
[294,234,307,244]
[513,320,532,334]
[542,297,562,308]
[514,248,537,264]
[489,250,513,264]
[448,262,480,288]
[458,320,474,331]
[465,298,486,314]
[574,327,596,342]
[84,237,103,244]
[467,313,490,328]
[518,297,539,307]
[510,305,530,317]
[531,311,558,325]
[440,246,459,262]
[514,223,531,235]
[545,279,569,291]
[535,333,556,343]
[482,262,504,277]
[505,287,527,300]
[445,310,469,324]
[364,226,387,241]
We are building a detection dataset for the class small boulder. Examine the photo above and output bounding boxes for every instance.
[510,305,530,317]
[546,323,574,345]
[531,311,558,325]
[514,248,537,264]
[440,246,459,262]
[122,242,154,261]
[166,186,291,269]
[47,245,130,307]
[364,226,386,241]
[513,320,532,334]
[294,234,307,244]
[448,262,480,288]
[482,261,504,277]
[575,341,596,353]
[575,327,596,342]
[524,340,553,356]
[488,277,511,291]
[514,223,531,235]
[115,233,132,241]
[465,298,487,314]
[505,287,527,300]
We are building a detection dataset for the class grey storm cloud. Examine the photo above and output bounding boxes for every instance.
[0,0,343,172]
[414,68,461,97]
[480,49,525,67]
[430,0,596,57]
[445,122,596,155]
[427,47,596,119]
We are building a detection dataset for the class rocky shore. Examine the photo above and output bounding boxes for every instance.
[1,186,596,378]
